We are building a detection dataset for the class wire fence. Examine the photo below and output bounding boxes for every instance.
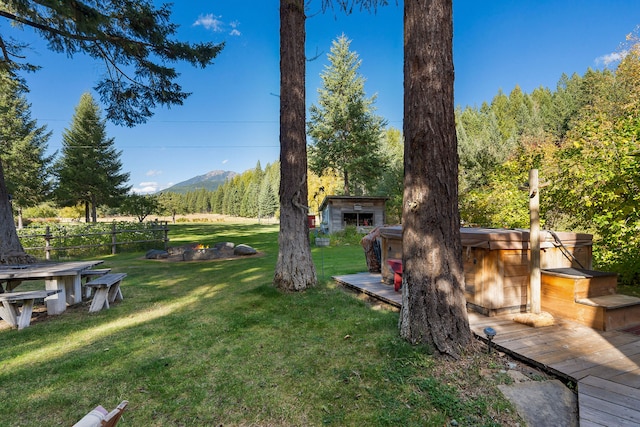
[18,221,169,260]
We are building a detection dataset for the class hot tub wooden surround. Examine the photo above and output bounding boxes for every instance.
[380,226,593,316]
[378,226,640,330]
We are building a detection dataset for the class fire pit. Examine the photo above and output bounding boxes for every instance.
[146,242,258,261]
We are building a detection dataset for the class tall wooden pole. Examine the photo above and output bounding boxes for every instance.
[529,169,541,314]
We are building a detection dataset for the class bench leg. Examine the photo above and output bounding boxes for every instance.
[107,282,123,304]
[17,299,35,330]
[0,300,19,328]
[68,275,83,305]
[45,278,67,315]
[89,287,110,313]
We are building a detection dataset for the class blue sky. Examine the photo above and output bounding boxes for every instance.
[5,1,639,193]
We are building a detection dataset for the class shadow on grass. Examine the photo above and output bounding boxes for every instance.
[0,222,516,426]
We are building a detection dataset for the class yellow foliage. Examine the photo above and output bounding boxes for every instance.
[307,168,344,214]
[58,205,84,220]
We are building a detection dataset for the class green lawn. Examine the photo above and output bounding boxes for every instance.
[0,221,522,426]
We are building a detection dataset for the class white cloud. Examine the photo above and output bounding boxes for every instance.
[146,169,162,177]
[229,21,241,37]
[193,14,241,36]
[222,159,229,164]
[132,182,160,194]
[193,14,224,32]
[596,50,629,67]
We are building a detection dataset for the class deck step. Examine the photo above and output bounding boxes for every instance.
[575,295,640,331]
[577,294,640,309]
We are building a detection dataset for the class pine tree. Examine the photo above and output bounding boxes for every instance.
[54,93,131,222]
[307,34,387,195]
[0,71,52,229]
[274,0,317,291]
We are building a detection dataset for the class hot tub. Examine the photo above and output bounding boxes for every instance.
[379,226,593,316]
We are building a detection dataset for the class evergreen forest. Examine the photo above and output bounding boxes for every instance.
[158,42,640,284]
[9,37,640,285]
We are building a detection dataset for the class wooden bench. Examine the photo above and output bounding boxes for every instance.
[81,268,112,299]
[86,273,126,313]
[0,289,61,329]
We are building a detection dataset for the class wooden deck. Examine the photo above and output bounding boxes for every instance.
[333,272,640,427]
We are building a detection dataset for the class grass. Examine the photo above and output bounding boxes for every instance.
[0,221,523,426]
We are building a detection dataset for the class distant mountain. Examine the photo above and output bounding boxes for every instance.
[161,170,237,194]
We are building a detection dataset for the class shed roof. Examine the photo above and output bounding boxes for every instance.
[319,195,389,211]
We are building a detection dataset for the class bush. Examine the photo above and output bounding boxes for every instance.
[309,226,372,247]
[21,203,58,219]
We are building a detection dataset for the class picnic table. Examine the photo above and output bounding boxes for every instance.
[0,261,104,315]
[0,289,61,329]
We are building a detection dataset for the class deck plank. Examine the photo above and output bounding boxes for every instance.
[609,368,640,388]
[550,340,640,378]
[578,398,639,427]
[579,393,640,426]
[333,272,640,427]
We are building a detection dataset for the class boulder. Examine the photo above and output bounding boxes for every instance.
[146,249,169,259]
[214,242,235,257]
[182,248,221,261]
[234,244,257,256]
[167,244,200,256]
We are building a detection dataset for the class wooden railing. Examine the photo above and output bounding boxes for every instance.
[19,221,169,260]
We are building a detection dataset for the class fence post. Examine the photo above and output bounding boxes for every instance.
[111,222,117,255]
[45,226,51,260]
[163,221,169,250]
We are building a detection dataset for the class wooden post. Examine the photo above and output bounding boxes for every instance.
[45,226,51,260]
[529,169,541,314]
[111,222,117,255]
[163,221,169,250]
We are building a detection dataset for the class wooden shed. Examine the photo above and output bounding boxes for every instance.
[319,196,388,234]
[378,226,593,316]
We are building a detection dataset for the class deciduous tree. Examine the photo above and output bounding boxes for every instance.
[121,193,159,222]
[157,192,184,223]
[549,47,640,283]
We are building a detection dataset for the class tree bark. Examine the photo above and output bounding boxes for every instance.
[273,0,317,291]
[91,194,97,222]
[343,169,350,196]
[399,0,471,358]
[0,160,36,264]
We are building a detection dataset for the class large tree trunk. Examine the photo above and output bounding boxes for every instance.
[0,161,36,264]
[91,195,98,222]
[399,0,471,358]
[273,0,317,291]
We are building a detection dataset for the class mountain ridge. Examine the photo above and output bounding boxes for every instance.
[160,170,237,194]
